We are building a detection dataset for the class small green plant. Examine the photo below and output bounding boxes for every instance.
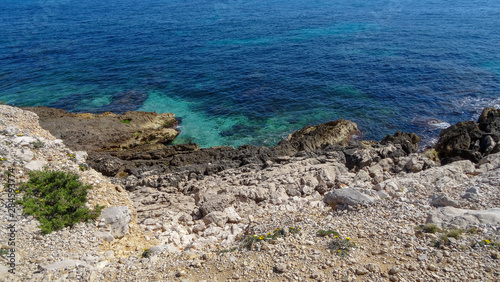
[134,132,141,137]
[30,141,45,150]
[446,229,464,240]
[0,157,6,162]
[0,249,8,257]
[141,248,152,258]
[218,247,238,254]
[241,227,300,250]
[68,153,76,162]
[17,170,103,234]
[422,224,439,234]
[317,230,340,237]
[468,227,478,234]
[476,239,500,249]
[78,163,89,171]
[328,235,356,257]
[120,119,131,124]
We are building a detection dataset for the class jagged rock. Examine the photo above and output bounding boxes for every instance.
[323,188,375,207]
[403,156,424,173]
[430,193,459,207]
[381,132,421,155]
[224,207,242,223]
[87,154,124,177]
[344,148,379,170]
[461,187,481,200]
[199,194,235,217]
[435,107,500,164]
[276,119,359,154]
[203,211,228,228]
[94,231,114,242]
[99,206,132,239]
[426,207,500,229]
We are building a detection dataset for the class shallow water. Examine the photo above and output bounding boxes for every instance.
[1,0,499,148]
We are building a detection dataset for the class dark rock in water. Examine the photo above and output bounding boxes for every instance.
[434,107,500,164]
[98,90,149,113]
[275,119,359,155]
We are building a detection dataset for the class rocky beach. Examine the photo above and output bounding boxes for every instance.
[0,105,499,281]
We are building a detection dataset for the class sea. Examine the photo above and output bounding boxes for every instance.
[1,0,499,148]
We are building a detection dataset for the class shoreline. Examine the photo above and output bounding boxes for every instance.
[0,105,499,281]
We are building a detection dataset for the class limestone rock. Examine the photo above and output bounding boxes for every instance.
[199,194,235,217]
[40,259,91,271]
[25,160,48,171]
[203,211,228,228]
[276,119,359,154]
[426,207,500,229]
[323,188,375,207]
[430,193,459,208]
[99,206,132,239]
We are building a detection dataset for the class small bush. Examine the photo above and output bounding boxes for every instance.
[422,224,439,234]
[446,229,464,240]
[241,227,299,250]
[30,141,45,149]
[18,170,103,234]
[120,119,131,124]
[141,248,152,258]
[468,227,478,234]
[317,230,340,237]
[328,235,356,257]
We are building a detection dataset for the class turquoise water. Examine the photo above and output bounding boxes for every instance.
[1,0,499,148]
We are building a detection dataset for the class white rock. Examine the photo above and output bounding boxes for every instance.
[427,207,500,229]
[99,206,132,239]
[25,160,48,171]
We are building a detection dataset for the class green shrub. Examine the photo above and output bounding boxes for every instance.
[30,141,45,150]
[446,229,464,240]
[328,235,356,257]
[317,230,340,237]
[18,170,103,234]
[141,248,152,258]
[422,224,439,234]
[120,119,131,124]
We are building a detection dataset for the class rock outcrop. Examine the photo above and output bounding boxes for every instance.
[1,105,499,281]
[435,107,499,164]
[24,106,179,153]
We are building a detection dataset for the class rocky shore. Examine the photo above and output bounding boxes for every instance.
[0,105,499,281]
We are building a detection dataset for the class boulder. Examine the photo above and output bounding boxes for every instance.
[381,132,421,155]
[199,194,235,217]
[426,207,500,229]
[203,211,228,228]
[323,188,375,207]
[435,108,500,164]
[429,193,459,208]
[99,206,132,239]
[276,119,359,154]
[25,160,48,171]
[461,187,481,200]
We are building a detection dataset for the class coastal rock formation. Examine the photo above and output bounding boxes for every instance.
[435,107,499,164]
[0,105,499,281]
[23,106,179,153]
[275,119,360,155]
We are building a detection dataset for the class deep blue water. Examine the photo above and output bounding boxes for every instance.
[1,0,499,148]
